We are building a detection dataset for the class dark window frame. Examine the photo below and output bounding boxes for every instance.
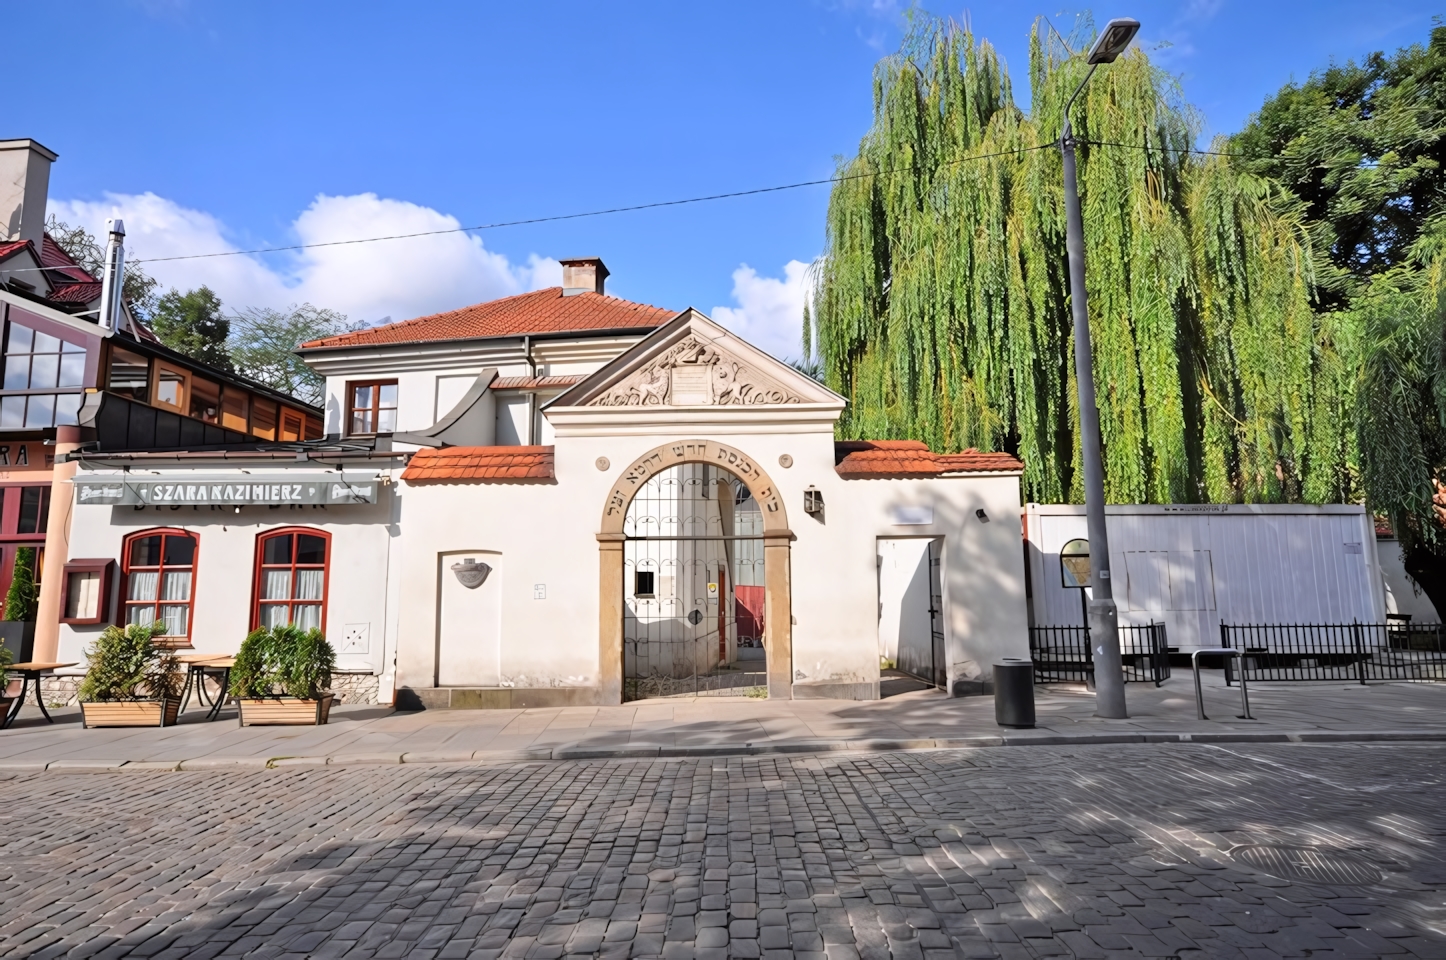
[346,379,398,436]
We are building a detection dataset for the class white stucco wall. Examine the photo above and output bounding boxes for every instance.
[58,472,401,683]
[392,423,1029,697]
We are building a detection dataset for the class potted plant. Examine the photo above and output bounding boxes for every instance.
[0,547,39,665]
[229,624,336,726]
[77,622,183,727]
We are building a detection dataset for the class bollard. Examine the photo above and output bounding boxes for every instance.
[994,659,1036,728]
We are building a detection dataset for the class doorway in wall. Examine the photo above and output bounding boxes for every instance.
[435,550,502,686]
[623,461,765,700]
[877,537,945,696]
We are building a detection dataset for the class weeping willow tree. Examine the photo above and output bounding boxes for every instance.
[809,18,1352,505]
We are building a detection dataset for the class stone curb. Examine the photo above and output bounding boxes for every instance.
[4,729,1446,773]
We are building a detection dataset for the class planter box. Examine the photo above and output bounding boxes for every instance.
[0,621,35,664]
[81,697,181,728]
[236,693,334,727]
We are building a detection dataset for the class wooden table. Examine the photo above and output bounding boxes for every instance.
[177,656,236,721]
[3,662,79,729]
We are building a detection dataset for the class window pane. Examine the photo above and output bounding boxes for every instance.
[17,487,43,534]
[350,410,374,434]
[24,393,53,428]
[262,535,292,565]
[7,322,32,353]
[0,396,22,428]
[32,331,59,354]
[159,605,189,636]
[28,353,58,390]
[127,604,157,627]
[378,383,397,406]
[61,339,85,354]
[54,392,82,426]
[293,604,321,631]
[128,570,159,602]
[129,535,162,567]
[260,604,290,628]
[352,385,373,410]
[163,535,195,567]
[262,569,291,601]
[296,534,326,564]
[107,348,149,401]
[161,571,191,602]
[4,355,29,390]
[189,378,220,422]
[157,369,184,407]
[58,352,86,388]
[294,568,324,600]
[377,408,396,433]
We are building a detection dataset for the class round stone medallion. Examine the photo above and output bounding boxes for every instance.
[595,457,611,471]
[778,454,793,468]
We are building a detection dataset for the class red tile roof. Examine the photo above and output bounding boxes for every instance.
[834,440,1023,478]
[301,288,676,350]
[47,281,102,304]
[490,374,586,390]
[40,235,94,282]
[0,239,31,262]
[402,445,556,483]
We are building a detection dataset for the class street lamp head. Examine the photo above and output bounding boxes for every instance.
[1086,18,1140,64]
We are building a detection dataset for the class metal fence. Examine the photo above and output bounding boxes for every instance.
[1029,622,1171,686]
[1218,622,1446,683]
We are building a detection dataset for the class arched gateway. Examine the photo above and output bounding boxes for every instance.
[598,440,793,703]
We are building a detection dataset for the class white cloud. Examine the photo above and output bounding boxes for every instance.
[711,260,814,362]
[48,192,559,325]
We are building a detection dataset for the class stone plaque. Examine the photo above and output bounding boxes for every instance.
[670,366,711,405]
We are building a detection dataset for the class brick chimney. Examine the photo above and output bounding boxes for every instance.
[560,257,609,297]
[0,139,58,248]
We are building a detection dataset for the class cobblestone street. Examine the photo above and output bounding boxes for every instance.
[3,742,1446,959]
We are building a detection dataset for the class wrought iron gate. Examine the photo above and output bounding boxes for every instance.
[623,462,766,700]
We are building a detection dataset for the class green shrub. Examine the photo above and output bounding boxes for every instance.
[77,622,182,702]
[3,547,38,622]
[0,642,12,672]
[229,624,334,700]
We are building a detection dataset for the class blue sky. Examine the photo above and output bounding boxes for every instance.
[9,0,1437,359]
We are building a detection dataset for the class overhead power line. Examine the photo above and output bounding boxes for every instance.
[95,139,1233,267]
[128,143,1058,265]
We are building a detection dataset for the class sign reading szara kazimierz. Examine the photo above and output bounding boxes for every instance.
[73,475,380,506]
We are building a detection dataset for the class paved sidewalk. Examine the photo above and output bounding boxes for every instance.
[4,670,1446,770]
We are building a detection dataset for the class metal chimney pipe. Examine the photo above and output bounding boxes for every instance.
[97,218,126,336]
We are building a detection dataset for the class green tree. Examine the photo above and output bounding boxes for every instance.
[150,286,233,371]
[1236,27,1446,614]
[44,216,160,318]
[3,547,39,622]
[811,17,1343,508]
[229,304,352,406]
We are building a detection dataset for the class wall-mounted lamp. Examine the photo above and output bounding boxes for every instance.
[804,486,824,515]
[975,508,990,523]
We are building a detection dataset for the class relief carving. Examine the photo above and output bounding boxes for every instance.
[591,335,803,406]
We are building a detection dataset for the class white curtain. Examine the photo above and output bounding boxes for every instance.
[128,571,158,602]
[259,604,290,629]
[295,569,323,600]
[127,605,157,627]
[262,570,291,601]
[161,571,191,602]
[160,605,189,636]
[292,604,321,631]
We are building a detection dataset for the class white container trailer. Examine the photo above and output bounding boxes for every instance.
[1023,503,1386,652]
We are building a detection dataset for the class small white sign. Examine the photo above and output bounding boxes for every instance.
[707,582,719,600]
[1344,542,1363,555]
[339,623,370,655]
[891,506,933,525]
[534,583,547,599]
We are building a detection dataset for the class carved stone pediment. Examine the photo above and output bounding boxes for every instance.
[590,335,804,407]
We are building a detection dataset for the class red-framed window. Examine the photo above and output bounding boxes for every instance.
[121,528,198,646]
[253,527,330,632]
[0,483,51,604]
[347,380,397,435]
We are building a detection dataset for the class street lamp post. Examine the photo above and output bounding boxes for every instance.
[1060,17,1140,719]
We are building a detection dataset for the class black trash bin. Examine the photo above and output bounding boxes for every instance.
[994,659,1035,728]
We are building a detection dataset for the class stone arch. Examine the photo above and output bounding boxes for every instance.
[597,439,794,703]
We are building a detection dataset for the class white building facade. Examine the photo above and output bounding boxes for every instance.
[55,261,1031,705]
